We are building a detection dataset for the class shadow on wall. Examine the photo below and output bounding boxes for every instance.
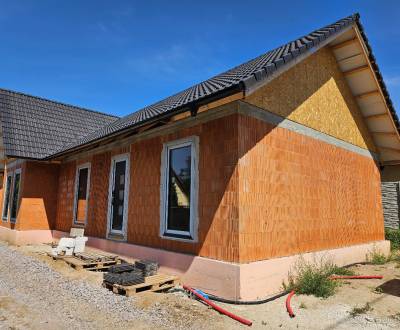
[18,161,60,231]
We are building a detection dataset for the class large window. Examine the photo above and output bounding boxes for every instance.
[160,136,198,241]
[10,169,21,222]
[2,174,13,221]
[73,164,91,225]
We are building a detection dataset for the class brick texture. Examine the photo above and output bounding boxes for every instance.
[54,115,240,262]
[238,114,384,262]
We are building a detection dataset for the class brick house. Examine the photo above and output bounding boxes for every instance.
[0,14,398,300]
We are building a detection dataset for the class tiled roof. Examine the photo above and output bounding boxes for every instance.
[51,13,371,157]
[0,89,118,159]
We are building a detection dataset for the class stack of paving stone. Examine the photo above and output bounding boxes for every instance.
[135,260,159,277]
[104,266,144,286]
[108,263,137,274]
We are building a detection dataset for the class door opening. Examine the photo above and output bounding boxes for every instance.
[108,154,129,237]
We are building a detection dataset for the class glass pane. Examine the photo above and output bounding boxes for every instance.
[167,145,191,233]
[75,168,89,223]
[10,173,21,220]
[111,160,126,231]
[2,175,12,219]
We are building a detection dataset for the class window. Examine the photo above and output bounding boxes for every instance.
[107,154,130,238]
[2,174,13,221]
[73,164,91,225]
[10,169,21,222]
[160,136,198,241]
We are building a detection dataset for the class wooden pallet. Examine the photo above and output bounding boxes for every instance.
[103,274,179,296]
[64,256,121,271]
[74,251,118,262]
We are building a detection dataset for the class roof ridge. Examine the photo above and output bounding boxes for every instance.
[0,87,119,119]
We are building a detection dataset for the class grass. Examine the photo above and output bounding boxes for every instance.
[385,228,400,250]
[284,257,355,298]
[349,302,372,317]
[367,247,388,265]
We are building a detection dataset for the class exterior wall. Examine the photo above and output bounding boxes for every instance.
[0,160,25,230]
[55,115,240,262]
[18,161,60,230]
[245,46,376,152]
[0,160,59,231]
[237,114,384,263]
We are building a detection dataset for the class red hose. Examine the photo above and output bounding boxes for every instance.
[286,290,296,318]
[183,285,252,326]
[330,275,383,280]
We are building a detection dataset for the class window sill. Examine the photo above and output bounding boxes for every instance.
[161,233,196,243]
[107,232,126,242]
[72,222,86,228]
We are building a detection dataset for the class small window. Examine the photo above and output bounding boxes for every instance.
[73,164,91,225]
[160,136,198,241]
[10,169,21,222]
[2,174,13,221]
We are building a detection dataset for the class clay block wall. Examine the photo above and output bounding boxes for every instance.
[128,114,239,261]
[237,114,384,263]
[0,161,59,231]
[54,115,240,262]
[18,161,60,230]
[55,148,126,238]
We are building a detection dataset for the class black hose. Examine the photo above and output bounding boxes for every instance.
[206,290,290,305]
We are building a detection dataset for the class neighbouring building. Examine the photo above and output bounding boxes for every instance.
[0,14,398,300]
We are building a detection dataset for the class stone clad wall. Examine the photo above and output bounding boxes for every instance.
[381,182,400,229]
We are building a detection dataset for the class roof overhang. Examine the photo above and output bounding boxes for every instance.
[329,23,400,164]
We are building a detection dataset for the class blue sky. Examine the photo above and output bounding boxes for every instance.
[0,0,399,117]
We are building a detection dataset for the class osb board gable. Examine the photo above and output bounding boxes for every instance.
[237,114,383,263]
[245,46,376,152]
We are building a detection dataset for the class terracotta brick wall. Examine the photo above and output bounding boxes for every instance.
[128,114,239,261]
[0,161,59,231]
[237,114,384,263]
[54,115,241,262]
[18,161,60,230]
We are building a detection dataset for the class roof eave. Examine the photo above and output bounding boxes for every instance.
[45,83,244,160]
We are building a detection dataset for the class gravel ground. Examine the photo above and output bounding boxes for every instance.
[0,242,223,330]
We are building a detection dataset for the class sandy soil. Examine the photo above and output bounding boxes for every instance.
[3,243,400,330]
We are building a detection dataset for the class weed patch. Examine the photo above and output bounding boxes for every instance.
[367,247,388,265]
[349,302,372,317]
[284,257,353,298]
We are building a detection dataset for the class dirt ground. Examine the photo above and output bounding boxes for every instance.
[2,242,400,329]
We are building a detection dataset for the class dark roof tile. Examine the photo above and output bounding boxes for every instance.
[0,89,119,159]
